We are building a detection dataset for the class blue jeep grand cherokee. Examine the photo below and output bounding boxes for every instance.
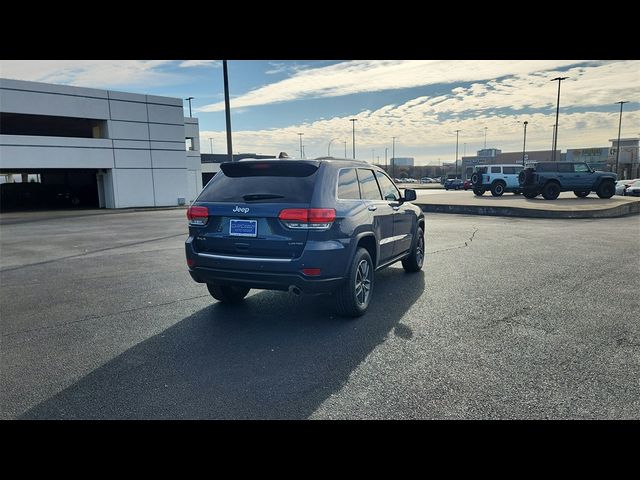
[185,158,425,317]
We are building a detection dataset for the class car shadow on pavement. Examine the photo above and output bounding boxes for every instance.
[21,267,425,419]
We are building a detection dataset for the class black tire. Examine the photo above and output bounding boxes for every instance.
[518,170,527,184]
[596,181,615,199]
[490,182,505,197]
[335,247,374,318]
[402,226,424,273]
[473,188,485,196]
[541,182,560,200]
[206,284,250,304]
[523,189,539,199]
[574,190,590,198]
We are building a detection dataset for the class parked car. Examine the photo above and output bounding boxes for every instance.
[519,162,617,200]
[185,158,425,317]
[420,177,435,184]
[444,178,464,190]
[470,164,524,196]
[624,180,640,197]
[463,180,472,190]
[616,179,638,196]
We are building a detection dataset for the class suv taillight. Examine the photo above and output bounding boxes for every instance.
[278,208,336,230]
[186,205,209,226]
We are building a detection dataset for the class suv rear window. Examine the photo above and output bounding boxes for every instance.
[337,168,361,199]
[197,161,318,203]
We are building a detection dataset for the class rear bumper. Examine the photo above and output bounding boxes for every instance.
[185,236,351,294]
[188,266,343,294]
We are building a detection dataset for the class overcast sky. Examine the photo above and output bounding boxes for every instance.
[1,60,638,164]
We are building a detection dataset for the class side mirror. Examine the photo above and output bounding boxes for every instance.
[403,189,417,202]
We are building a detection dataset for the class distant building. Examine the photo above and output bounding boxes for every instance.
[200,153,276,184]
[566,147,610,171]
[477,148,501,158]
[608,138,639,179]
[391,157,414,167]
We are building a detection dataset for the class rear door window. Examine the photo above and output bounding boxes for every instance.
[491,166,501,173]
[197,161,318,203]
[337,168,361,199]
[557,163,572,172]
[357,168,382,200]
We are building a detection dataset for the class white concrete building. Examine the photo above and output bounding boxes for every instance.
[0,78,201,208]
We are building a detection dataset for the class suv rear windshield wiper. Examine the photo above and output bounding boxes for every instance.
[242,193,286,201]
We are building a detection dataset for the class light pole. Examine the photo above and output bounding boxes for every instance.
[385,147,388,171]
[343,141,347,158]
[328,138,339,157]
[350,119,357,159]
[392,137,396,179]
[298,133,304,159]
[550,124,556,159]
[483,127,488,149]
[551,76,568,162]
[454,130,461,178]
[223,60,234,162]
[209,138,214,154]
[615,101,629,176]
[521,121,528,165]
[185,96,194,118]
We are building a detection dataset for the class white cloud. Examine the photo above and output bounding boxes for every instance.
[197,60,597,112]
[0,60,189,89]
[178,60,220,68]
[200,104,639,164]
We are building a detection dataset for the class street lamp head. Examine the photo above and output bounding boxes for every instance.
[524,121,528,125]
[550,76,569,82]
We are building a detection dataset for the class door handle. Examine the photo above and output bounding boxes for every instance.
[368,205,377,211]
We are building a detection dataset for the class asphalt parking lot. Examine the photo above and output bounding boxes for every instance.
[1,209,639,419]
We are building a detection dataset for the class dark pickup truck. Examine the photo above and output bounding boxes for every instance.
[518,162,617,200]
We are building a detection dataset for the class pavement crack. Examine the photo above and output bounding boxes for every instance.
[1,294,210,339]
[428,227,479,254]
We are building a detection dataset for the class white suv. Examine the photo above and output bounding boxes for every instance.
[470,164,525,197]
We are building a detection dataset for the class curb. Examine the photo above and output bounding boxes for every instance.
[416,201,640,219]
